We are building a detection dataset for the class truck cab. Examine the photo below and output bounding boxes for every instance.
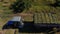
[2,16,24,29]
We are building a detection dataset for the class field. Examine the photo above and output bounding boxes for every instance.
[0,0,60,34]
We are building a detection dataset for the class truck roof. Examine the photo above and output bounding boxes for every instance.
[10,16,22,21]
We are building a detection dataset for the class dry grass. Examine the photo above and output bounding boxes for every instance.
[0,0,60,34]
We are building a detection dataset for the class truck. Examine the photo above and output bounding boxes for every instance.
[2,13,60,33]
